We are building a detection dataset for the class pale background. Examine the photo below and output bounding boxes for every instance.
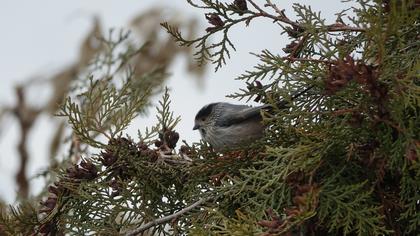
[0,0,354,203]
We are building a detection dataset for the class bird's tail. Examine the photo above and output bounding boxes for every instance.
[291,85,315,100]
[274,85,315,109]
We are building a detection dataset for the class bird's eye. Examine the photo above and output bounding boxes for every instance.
[201,118,205,121]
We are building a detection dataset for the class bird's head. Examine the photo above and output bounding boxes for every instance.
[193,103,219,138]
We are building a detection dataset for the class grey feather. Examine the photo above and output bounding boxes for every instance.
[214,104,271,127]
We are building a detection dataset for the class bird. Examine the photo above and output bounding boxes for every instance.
[193,102,270,151]
[193,86,313,151]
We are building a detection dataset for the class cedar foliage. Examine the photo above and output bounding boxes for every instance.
[1,0,419,235]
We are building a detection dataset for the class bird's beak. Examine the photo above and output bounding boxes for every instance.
[193,124,199,130]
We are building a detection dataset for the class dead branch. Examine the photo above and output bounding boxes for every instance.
[125,197,209,236]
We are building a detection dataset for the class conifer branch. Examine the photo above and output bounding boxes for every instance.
[2,1,419,235]
[125,197,209,236]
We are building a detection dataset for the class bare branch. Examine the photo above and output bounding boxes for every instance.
[13,86,41,198]
[125,197,209,236]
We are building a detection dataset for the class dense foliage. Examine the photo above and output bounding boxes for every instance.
[1,0,419,235]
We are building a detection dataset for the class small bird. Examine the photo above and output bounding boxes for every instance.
[193,102,270,151]
[193,87,313,151]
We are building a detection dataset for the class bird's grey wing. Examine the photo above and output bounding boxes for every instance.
[215,104,271,127]
[213,86,314,127]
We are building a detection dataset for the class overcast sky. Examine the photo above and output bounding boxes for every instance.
[0,0,354,203]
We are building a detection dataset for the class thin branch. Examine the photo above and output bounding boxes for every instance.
[282,57,332,64]
[249,0,365,32]
[248,0,301,29]
[326,24,366,32]
[265,0,287,18]
[125,197,209,236]
[13,86,41,198]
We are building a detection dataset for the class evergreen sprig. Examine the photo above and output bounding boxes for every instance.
[138,87,181,145]
[35,90,201,235]
[319,180,390,235]
[1,1,419,235]
[58,74,150,148]
[162,0,419,235]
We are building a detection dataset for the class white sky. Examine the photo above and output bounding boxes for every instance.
[0,0,353,203]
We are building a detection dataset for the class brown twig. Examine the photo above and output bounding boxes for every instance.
[326,24,365,32]
[125,197,209,236]
[290,33,308,58]
[13,86,41,198]
[282,57,333,64]
[265,0,286,18]
[248,0,365,33]
[248,0,301,29]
